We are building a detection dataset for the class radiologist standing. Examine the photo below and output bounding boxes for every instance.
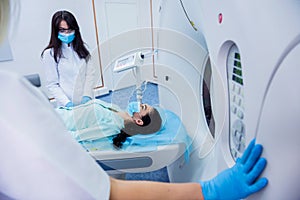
[41,10,96,108]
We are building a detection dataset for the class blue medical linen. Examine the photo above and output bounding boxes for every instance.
[81,109,192,162]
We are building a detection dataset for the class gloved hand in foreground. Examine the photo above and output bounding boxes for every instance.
[65,101,74,108]
[81,96,92,104]
[200,139,268,200]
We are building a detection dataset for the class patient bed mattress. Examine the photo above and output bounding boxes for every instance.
[79,109,192,173]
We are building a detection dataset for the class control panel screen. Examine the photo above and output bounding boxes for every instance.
[227,44,246,161]
[114,54,136,72]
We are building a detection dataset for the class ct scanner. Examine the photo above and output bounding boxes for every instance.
[3,0,297,198]
[89,0,300,199]
[157,0,300,199]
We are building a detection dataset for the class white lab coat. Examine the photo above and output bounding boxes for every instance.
[0,70,110,200]
[42,43,96,107]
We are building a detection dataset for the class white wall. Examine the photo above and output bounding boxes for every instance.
[94,0,153,93]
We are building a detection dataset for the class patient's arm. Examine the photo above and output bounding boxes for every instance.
[109,177,203,200]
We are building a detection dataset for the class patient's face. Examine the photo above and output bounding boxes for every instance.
[122,104,161,135]
[120,104,153,121]
[137,104,153,118]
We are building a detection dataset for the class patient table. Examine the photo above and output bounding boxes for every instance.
[80,109,192,173]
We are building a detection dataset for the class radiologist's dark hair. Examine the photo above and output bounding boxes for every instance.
[41,10,90,63]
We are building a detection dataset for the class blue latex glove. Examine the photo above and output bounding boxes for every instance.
[126,101,140,116]
[65,102,74,108]
[200,139,268,200]
[81,96,92,104]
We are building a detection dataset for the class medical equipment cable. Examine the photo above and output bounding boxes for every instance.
[91,0,105,89]
[149,0,157,78]
[131,68,148,103]
[135,67,143,104]
[179,0,198,31]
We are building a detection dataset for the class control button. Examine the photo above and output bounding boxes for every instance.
[235,85,241,94]
[239,134,243,142]
[240,89,244,97]
[239,143,245,152]
[232,129,238,138]
[237,110,244,119]
[233,132,240,146]
[231,148,238,159]
[231,105,237,114]
[233,120,244,133]
[232,95,236,103]
[237,98,242,106]
[237,143,241,151]
[231,82,235,91]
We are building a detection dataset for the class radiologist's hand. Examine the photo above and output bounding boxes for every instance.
[200,139,268,200]
[81,96,92,104]
[65,102,74,108]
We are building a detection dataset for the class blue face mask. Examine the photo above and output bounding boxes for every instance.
[58,32,75,44]
[127,101,140,116]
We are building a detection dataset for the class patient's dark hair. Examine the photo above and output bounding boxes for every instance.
[113,108,161,149]
[112,130,130,149]
[141,114,151,126]
[112,113,152,149]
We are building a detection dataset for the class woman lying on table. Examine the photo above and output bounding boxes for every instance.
[55,99,162,149]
